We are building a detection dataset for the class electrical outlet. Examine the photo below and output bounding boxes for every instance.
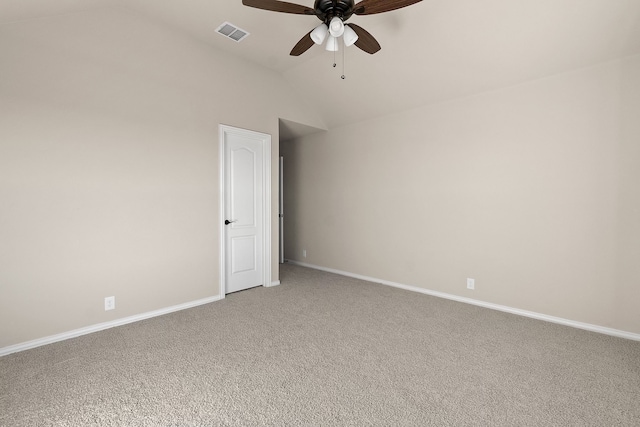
[303,249,307,258]
[104,296,115,311]
[467,278,475,290]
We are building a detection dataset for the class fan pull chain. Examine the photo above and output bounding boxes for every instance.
[341,43,346,79]
[333,47,337,68]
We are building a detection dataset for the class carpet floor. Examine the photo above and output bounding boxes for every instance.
[1,263,639,426]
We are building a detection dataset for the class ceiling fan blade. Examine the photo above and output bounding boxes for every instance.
[353,0,422,15]
[348,24,381,54]
[242,0,316,15]
[290,30,315,56]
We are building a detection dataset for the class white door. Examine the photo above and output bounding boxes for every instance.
[220,125,272,295]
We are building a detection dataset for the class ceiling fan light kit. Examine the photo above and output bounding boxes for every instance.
[343,24,359,47]
[328,16,345,37]
[311,23,329,44]
[325,35,339,51]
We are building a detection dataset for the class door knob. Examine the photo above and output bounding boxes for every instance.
[225,219,237,225]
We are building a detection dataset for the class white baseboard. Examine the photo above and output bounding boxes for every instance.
[0,295,223,357]
[268,280,281,287]
[288,260,640,342]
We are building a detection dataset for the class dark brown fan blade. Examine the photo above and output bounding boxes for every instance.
[242,0,316,15]
[290,30,315,56]
[348,24,381,54]
[353,0,422,15]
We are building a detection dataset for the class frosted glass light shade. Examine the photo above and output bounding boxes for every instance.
[325,35,339,51]
[328,17,345,37]
[343,25,359,47]
[310,23,328,45]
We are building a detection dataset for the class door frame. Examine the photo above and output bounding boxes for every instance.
[218,124,272,297]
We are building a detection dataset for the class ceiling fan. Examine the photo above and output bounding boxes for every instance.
[242,0,423,56]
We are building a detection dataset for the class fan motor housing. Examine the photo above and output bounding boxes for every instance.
[314,0,355,21]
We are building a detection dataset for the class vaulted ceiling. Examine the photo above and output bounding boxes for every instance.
[2,0,640,130]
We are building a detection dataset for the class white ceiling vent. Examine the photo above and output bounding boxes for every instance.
[216,22,250,43]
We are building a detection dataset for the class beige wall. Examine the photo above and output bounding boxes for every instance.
[0,7,323,348]
[616,55,640,333]
[284,55,640,334]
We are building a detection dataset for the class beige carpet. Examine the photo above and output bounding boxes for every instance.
[1,264,639,426]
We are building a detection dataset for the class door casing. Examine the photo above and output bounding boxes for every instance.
[219,124,272,297]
